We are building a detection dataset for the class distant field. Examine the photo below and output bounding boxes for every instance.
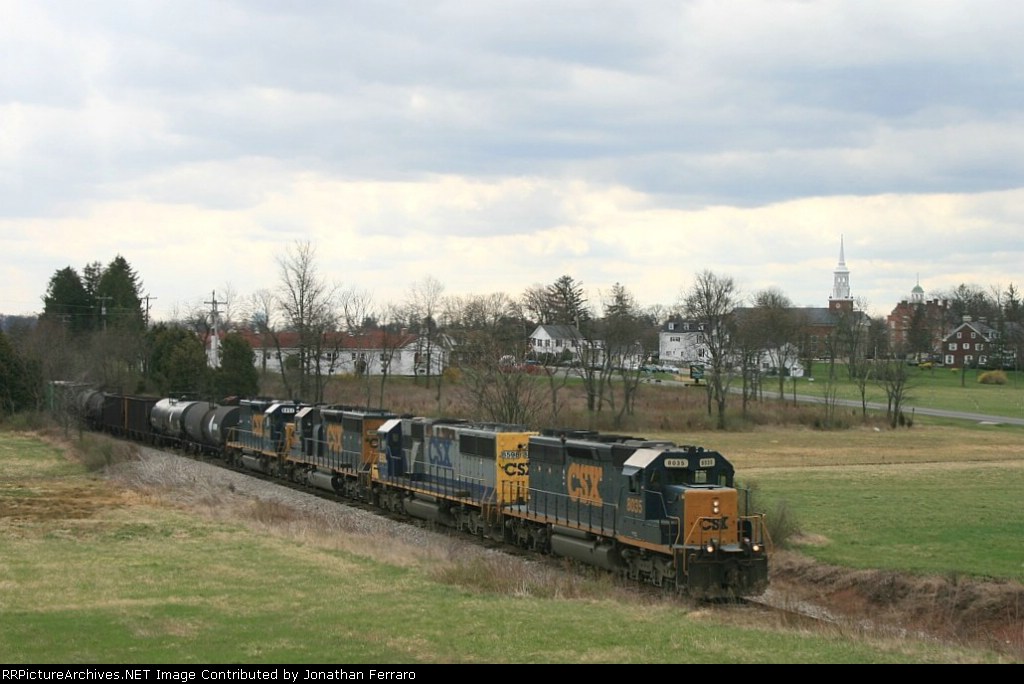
[782,363,1024,420]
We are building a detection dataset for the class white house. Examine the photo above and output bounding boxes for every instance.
[658,320,708,368]
[209,329,449,377]
[527,324,586,361]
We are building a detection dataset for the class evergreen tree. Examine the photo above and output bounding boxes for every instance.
[96,255,145,331]
[906,305,932,358]
[82,261,104,329]
[0,330,39,415]
[1003,284,1021,324]
[147,324,207,396]
[546,275,590,327]
[42,266,94,333]
[212,332,260,399]
[163,337,209,398]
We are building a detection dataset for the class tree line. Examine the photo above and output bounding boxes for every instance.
[1,241,1021,432]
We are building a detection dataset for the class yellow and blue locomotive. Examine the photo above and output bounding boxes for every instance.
[72,384,770,599]
[375,416,537,537]
[502,430,769,598]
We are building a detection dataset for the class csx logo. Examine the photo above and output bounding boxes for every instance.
[429,439,453,467]
[701,517,730,531]
[502,462,529,476]
[568,463,603,505]
[326,424,342,452]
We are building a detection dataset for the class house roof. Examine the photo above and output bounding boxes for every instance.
[943,320,997,341]
[660,319,704,332]
[532,324,584,340]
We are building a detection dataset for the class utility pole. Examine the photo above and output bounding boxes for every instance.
[143,294,158,327]
[205,290,227,368]
[96,296,112,331]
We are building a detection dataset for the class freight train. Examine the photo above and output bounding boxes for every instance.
[70,387,770,599]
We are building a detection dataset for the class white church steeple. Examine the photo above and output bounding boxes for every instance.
[829,236,853,312]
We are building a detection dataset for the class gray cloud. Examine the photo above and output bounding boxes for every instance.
[2,1,1022,319]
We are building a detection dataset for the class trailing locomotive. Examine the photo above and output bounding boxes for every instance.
[72,387,770,599]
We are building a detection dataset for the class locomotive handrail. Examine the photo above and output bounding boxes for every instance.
[519,485,618,533]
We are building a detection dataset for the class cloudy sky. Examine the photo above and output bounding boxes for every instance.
[3,1,1022,324]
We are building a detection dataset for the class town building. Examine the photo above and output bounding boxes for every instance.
[942,317,1001,369]
[209,328,448,377]
[886,278,949,360]
[657,319,707,369]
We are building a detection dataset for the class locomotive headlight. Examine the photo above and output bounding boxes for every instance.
[704,540,716,554]
[752,542,762,553]
[712,498,720,514]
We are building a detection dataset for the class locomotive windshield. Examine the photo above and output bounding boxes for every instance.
[662,467,728,486]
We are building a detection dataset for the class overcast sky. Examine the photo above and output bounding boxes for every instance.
[3,1,1022,324]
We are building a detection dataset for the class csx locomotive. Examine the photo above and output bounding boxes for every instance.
[72,387,770,599]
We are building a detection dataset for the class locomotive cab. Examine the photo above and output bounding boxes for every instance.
[617,446,746,543]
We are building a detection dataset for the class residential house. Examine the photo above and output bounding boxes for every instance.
[213,328,449,377]
[526,324,625,367]
[941,317,1016,369]
[658,319,707,368]
[527,324,585,362]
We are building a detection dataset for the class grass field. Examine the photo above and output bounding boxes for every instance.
[778,363,1024,420]
[2,372,1023,663]
[1,430,1017,664]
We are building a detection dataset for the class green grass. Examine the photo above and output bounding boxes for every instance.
[747,460,1024,578]
[1,431,1012,663]
[789,363,1024,420]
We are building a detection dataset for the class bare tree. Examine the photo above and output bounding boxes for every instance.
[837,300,873,421]
[245,287,281,387]
[519,283,550,325]
[729,311,764,415]
[406,276,446,408]
[373,303,407,409]
[568,317,613,422]
[750,288,803,400]
[682,270,739,430]
[457,332,547,425]
[177,300,214,339]
[276,240,337,402]
[876,357,914,428]
[337,287,374,333]
[601,283,646,427]
[643,303,671,328]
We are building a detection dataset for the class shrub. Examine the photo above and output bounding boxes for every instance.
[765,498,801,549]
[739,480,801,549]
[978,370,1008,385]
[74,433,140,472]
